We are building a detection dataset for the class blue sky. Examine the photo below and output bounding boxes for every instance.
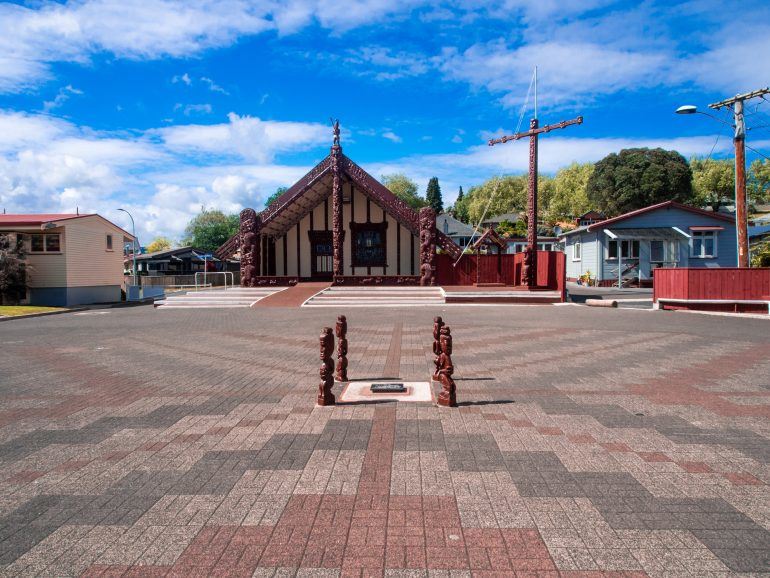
[1,0,769,243]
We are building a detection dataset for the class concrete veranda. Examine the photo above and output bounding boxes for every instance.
[0,304,768,576]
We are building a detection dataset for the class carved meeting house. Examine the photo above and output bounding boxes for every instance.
[216,127,461,286]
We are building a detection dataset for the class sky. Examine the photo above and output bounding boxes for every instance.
[1,0,769,244]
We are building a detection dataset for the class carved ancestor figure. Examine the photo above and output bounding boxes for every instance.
[522,245,535,287]
[418,206,437,286]
[436,326,457,407]
[335,315,348,382]
[432,316,444,381]
[317,327,336,406]
[239,208,261,287]
[332,118,340,147]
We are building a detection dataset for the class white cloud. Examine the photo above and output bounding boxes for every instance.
[172,73,192,85]
[42,85,83,112]
[175,103,214,116]
[0,0,428,92]
[157,113,329,162]
[382,131,403,143]
[439,40,668,109]
[201,76,229,95]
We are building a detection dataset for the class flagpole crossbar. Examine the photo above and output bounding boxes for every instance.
[487,116,583,146]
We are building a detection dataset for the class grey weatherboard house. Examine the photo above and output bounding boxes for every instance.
[559,201,737,287]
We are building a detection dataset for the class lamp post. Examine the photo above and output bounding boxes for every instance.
[117,208,137,285]
[676,89,770,267]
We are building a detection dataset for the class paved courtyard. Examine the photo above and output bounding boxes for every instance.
[0,305,768,577]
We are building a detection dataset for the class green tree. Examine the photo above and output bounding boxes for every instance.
[426,177,443,213]
[381,174,428,209]
[751,241,770,267]
[182,208,239,253]
[690,157,734,212]
[265,186,288,208]
[465,175,528,225]
[453,186,470,222]
[748,159,770,205]
[0,234,27,305]
[586,148,694,216]
[146,236,172,253]
[546,162,594,221]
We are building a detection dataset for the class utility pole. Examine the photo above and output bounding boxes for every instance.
[709,87,770,267]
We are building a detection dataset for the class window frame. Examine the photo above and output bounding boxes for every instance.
[106,233,114,251]
[606,239,639,260]
[690,230,718,259]
[29,233,62,254]
[350,221,388,268]
[572,240,582,261]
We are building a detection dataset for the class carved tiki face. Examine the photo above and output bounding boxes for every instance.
[320,328,333,360]
[440,327,452,355]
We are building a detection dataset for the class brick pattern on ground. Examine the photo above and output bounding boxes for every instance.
[0,306,769,577]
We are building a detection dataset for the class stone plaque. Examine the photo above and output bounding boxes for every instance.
[371,383,407,393]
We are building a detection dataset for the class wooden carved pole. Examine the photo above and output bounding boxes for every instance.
[436,326,457,407]
[239,209,261,287]
[524,118,538,287]
[317,327,336,406]
[335,315,348,382]
[487,115,582,288]
[419,207,437,286]
[432,316,444,381]
[331,119,344,280]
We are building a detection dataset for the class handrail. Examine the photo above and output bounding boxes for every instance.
[194,271,234,291]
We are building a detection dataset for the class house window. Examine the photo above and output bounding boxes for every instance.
[30,233,61,253]
[573,241,581,261]
[651,240,678,263]
[538,242,553,251]
[607,240,639,259]
[350,222,388,268]
[106,234,113,251]
[691,231,717,258]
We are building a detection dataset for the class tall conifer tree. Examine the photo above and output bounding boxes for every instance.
[426,177,443,213]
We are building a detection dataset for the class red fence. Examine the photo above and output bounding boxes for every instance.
[654,268,770,312]
[436,251,565,295]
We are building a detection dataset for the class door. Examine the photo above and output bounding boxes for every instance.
[308,231,333,280]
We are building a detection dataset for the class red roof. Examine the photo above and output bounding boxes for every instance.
[586,201,734,231]
[0,213,135,239]
[0,213,90,226]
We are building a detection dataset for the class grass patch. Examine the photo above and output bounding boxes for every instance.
[0,306,66,317]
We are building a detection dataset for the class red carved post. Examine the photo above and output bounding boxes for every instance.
[432,316,444,381]
[317,327,336,406]
[239,209,261,287]
[436,326,457,407]
[526,118,538,287]
[335,315,348,382]
[419,206,437,286]
[331,119,345,280]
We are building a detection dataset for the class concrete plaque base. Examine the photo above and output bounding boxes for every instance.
[340,381,433,403]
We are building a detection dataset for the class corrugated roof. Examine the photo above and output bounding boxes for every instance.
[0,213,85,225]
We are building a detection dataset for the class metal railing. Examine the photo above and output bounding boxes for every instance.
[194,271,234,291]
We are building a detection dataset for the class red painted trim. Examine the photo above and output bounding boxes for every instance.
[586,201,734,232]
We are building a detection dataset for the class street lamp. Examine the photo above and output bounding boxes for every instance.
[675,104,746,267]
[117,208,137,285]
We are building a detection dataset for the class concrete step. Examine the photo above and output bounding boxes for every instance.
[303,286,445,307]
[156,287,285,309]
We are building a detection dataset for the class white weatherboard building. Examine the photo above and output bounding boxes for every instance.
[0,213,136,306]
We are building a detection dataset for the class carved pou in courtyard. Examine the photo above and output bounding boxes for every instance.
[432,316,444,381]
[335,315,348,382]
[436,326,457,407]
[419,206,437,286]
[317,327,336,406]
[239,208,261,287]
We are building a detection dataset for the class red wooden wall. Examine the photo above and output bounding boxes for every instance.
[436,251,565,294]
[654,268,770,302]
